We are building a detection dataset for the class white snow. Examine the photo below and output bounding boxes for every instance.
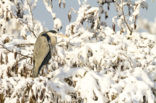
[0,0,156,103]
[2,25,156,102]
[54,18,62,31]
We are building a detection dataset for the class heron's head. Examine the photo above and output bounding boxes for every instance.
[47,30,68,46]
[46,30,58,46]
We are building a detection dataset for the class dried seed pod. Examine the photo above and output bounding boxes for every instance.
[71,25,74,34]
[15,61,18,74]
[93,90,98,101]
[64,77,73,86]
[112,23,115,32]
[40,88,46,100]
[3,37,10,44]
[23,65,27,77]
[127,4,131,16]
[105,11,108,19]
[99,5,104,13]
[134,15,137,29]
[59,0,61,8]
[68,10,71,22]
[30,57,33,64]
[120,27,124,34]
[14,52,17,59]
[87,49,93,58]
[91,22,95,29]
[7,66,12,77]
[134,23,137,29]
[5,53,8,64]
[51,0,53,8]
[63,0,65,8]
[29,95,36,103]
[107,3,110,10]
[0,53,4,64]
[0,93,4,103]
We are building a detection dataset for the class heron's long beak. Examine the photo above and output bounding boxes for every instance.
[47,32,69,39]
[57,34,69,39]
[56,34,69,45]
[47,32,69,45]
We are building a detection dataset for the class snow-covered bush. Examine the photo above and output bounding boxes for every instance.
[0,0,155,103]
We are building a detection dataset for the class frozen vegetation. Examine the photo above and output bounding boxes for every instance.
[0,0,155,103]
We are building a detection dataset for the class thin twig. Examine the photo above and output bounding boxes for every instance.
[26,0,36,37]
[15,43,34,47]
[0,43,32,59]
[121,0,133,35]
[8,3,37,38]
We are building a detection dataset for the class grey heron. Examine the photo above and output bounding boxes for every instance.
[33,30,58,77]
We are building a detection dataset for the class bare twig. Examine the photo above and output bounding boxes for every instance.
[0,43,32,59]
[8,3,37,38]
[98,0,115,4]
[121,0,133,35]
[15,43,34,47]
[26,0,37,37]
[68,8,77,22]
[26,0,34,28]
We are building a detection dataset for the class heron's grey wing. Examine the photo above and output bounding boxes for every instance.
[33,35,49,77]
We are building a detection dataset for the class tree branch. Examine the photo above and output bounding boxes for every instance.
[0,43,32,59]
[8,3,37,38]
[26,0,36,37]
[15,43,34,47]
[121,0,133,35]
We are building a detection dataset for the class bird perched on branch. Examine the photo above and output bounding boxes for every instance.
[32,30,67,77]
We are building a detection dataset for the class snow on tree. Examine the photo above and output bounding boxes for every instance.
[0,0,155,103]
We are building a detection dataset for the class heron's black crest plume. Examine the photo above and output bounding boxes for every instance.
[48,30,57,33]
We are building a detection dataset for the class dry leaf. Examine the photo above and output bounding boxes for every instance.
[105,11,108,19]
[14,52,17,59]
[63,2,65,8]
[0,53,4,64]
[3,37,10,44]
[112,23,115,32]
[5,53,8,64]
[59,0,61,8]
[68,10,71,22]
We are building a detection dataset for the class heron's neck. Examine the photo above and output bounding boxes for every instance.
[48,40,53,50]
